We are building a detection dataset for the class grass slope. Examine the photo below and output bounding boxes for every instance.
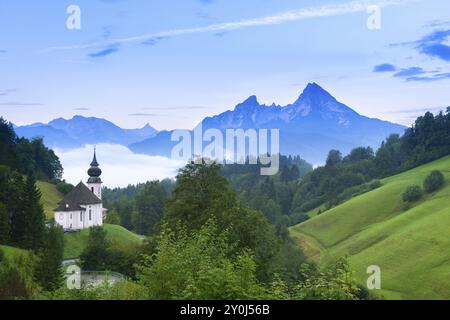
[0,245,29,261]
[64,224,144,259]
[289,156,450,300]
[37,180,63,219]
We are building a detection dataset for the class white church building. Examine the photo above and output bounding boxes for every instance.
[54,149,106,230]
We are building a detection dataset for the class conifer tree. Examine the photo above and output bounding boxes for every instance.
[0,203,10,244]
[34,222,64,292]
[10,175,27,248]
[13,173,46,251]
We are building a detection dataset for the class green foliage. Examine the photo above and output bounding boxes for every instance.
[0,250,38,300]
[221,156,313,236]
[292,259,361,300]
[402,185,423,203]
[133,182,167,235]
[34,222,65,292]
[343,147,374,163]
[8,172,46,251]
[374,134,404,177]
[80,227,111,271]
[401,110,450,169]
[136,221,268,300]
[79,226,141,278]
[102,180,173,233]
[0,117,63,180]
[423,170,445,193]
[104,210,121,225]
[115,197,134,231]
[267,240,306,286]
[0,203,10,244]
[326,150,343,167]
[55,180,74,195]
[164,161,280,281]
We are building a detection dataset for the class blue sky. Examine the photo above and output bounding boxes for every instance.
[1,0,450,130]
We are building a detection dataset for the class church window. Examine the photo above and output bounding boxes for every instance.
[91,187,94,193]
[89,210,92,220]
[80,212,83,221]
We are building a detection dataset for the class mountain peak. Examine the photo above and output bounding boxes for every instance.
[242,95,259,105]
[234,95,260,112]
[297,82,335,102]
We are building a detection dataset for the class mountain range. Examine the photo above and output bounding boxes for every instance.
[129,83,406,164]
[15,116,158,149]
[16,83,406,164]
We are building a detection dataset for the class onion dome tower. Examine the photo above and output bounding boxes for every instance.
[87,146,102,199]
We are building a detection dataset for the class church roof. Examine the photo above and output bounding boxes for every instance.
[54,182,102,212]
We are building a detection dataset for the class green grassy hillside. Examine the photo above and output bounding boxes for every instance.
[37,180,63,219]
[290,156,450,300]
[64,224,144,259]
[0,245,29,261]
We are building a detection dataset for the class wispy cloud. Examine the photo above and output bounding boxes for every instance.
[374,63,450,82]
[88,45,120,58]
[141,36,167,46]
[394,67,426,77]
[0,89,17,96]
[142,106,208,110]
[0,101,42,107]
[373,63,397,72]
[74,107,90,111]
[391,28,450,62]
[41,0,421,53]
[406,73,450,82]
[129,113,166,117]
[423,20,450,28]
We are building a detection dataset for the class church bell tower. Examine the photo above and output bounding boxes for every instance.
[87,147,102,199]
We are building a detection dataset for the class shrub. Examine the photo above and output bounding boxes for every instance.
[423,170,445,193]
[55,180,74,195]
[402,185,423,203]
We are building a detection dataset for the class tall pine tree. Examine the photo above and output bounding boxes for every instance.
[23,173,46,251]
[34,222,64,292]
[10,175,27,247]
[11,173,46,251]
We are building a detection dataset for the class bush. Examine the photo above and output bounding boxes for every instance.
[402,185,423,203]
[55,180,74,195]
[423,171,445,193]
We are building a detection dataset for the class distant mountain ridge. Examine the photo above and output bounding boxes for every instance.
[16,116,158,149]
[15,83,406,163]
[130,83,406,164]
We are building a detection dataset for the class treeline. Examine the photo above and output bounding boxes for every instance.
[221,155,313,235]
[103,155,313,237]
[0,117,63,181]
[102,179,174,235]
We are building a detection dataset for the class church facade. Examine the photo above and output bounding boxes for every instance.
[54,150,106,230]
